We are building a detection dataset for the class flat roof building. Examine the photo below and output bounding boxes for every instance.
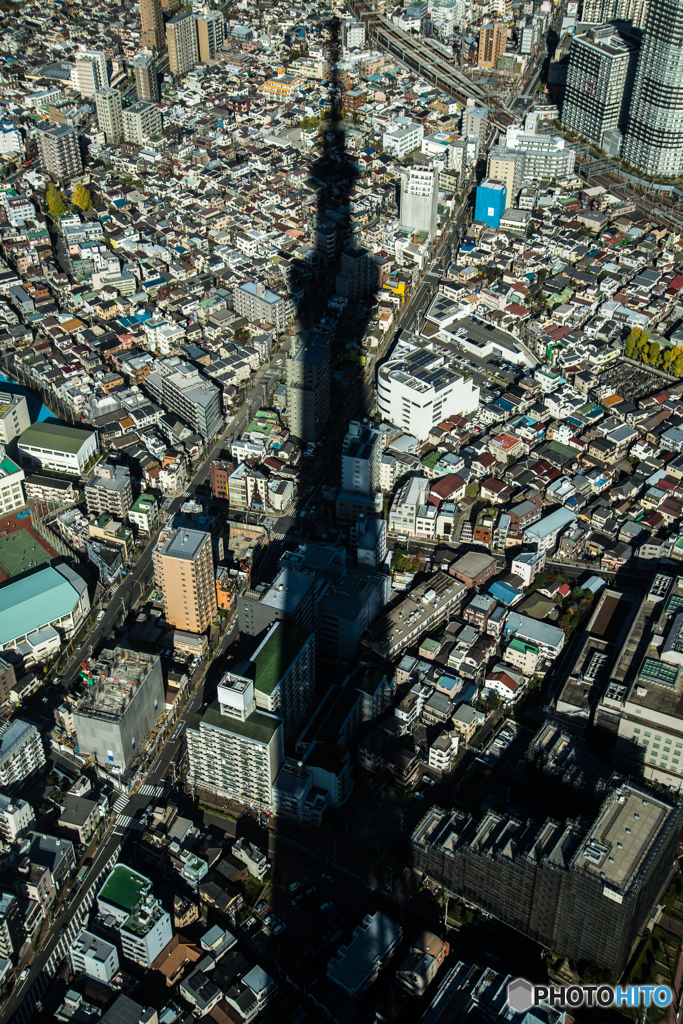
[362,573,466,661]
[0,563,90,657]
[152,527,216,634]
[0,719,45,788]
[0,393,29,446]
[18,422,97,476]
[73,649,165,772]
[327,913,402,998]
[97,864,172,968]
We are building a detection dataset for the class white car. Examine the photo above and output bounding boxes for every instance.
[18,968,29,982]
[97,610,105,621]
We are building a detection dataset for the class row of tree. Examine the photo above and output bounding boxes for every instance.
[624,327,683,376]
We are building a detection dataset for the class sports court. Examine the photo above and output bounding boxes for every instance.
[0,513,56,581]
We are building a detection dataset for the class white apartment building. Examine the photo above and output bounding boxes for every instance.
[70,929,120,983]
[72,51,108,97]
[122,101,162,146]
[233,280,295,332]
[389,475,429,535]
[187,675,284,809]
[378,347,479,442]
[94,88,123,145]
[342,421,381,496]
[97,864,172,968]
[0,451,24,516]
[0,719,46,788]
[0,794,34,844]
[382,121,424,159]
[399,166,439,237]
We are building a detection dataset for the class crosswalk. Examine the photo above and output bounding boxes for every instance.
[114,813,146,833]
[138,783,170,798]
[112,794,128,813]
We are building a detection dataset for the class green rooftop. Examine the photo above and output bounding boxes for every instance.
[193,702,281,744]
[98,864,149,913]
[0,456,21,479]
[508,637,539,654]
[252,622,312,697]
[131,494,156,512]
[19,421,95,455]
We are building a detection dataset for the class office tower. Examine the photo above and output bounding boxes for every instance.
[285,333,331,442]
[94,88,123,144]
[399,167,439,237]
[36,125,82,183]
[140,0,165,52]
[624,0,683,175]
[122,100,162,145]
[195,11,224,62]
[85,464,132,519]
[152,527,216,633]
[72,650,165,772]
[342,421,381,496]
[474,178,507,228]
[187,671,284,809]
[132,53,160,102]
[477,22,506,68]
[562,25,638,150]
[166,12,199,76]
[97,865,172,968]
[72,51,108,97]
[222,622,315,736]
[411,780,683,978]
[335,246,380,300]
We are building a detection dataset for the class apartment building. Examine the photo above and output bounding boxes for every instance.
[122,101,162,145]
[140,0,165,51]
[285,333,331,442]
[132,53,160,103]
[72,51,108,97]
[399,167,439,237]
[187,674,284,809]
[335,246,380,300]
[0,719,46,788]
[378,348,479,442]
[94,88,123,144]
[166,12,199,76]
[97,864,172,968]
[0,794,34,844]
[69,930,120,983]
[152,527,217,633]
[342,421,381,496]
[85,463,132,520]
[144,357,222,439]
[478,22,506,67]
[382,121,424,158]
[0,393,29,445]
[196,12,224,62]
[0,894,22,960]
[36,125,83,184]
[562,25,638,149]
[233,280,295,332]
[0,454,24,517]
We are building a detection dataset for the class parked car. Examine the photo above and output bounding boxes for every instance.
[320,902,333,912]
[273,923,286,935]
[288,881,300,893]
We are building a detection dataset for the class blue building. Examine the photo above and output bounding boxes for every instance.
[474,179,507,228]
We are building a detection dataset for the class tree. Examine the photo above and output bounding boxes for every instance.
[648,340,660,365]
[3,161,16,177]
[47,186,69,218]
[72,183,93,211]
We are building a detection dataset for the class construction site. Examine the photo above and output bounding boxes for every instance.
[71,648,166,773]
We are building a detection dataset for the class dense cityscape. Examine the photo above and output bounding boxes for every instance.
[1,0,683,1020]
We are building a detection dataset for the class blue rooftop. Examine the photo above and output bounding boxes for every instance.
[0,566,82,645]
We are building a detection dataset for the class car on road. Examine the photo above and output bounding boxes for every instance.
[320,901,333,912]
[288,881,300,892]
[97,610,105,621]
[273,923,286,935]
[306,887,316,896]
[18,968,29,982]
[322,873,334,882]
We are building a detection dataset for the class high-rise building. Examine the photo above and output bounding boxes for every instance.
[0,794,34,844]
[477,22,506,67]
[85,464,132,519]
[562,25,639,150]
[36,125,82,184]
[335,246,380,300]
[342,421,381,496]
[187,672,284,809]
[623,0,683,176]
[487,146,523,203]
[285,333,331,442]
[0,720,46,788]
[377,348,479,442]
[0,893,22,960]
[411,780,683,978]
[132,53,160,103]
[122,100,162,145]
[152,527,216,633]
[222,622,315,736]
[72,52,108,97]
[94,88,123,144]
[399,167,439,237]
[166,12,199,76]
[140,0,165,52]
[195,12,224,62]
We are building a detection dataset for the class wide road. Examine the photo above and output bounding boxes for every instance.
[4,616,239,1024]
